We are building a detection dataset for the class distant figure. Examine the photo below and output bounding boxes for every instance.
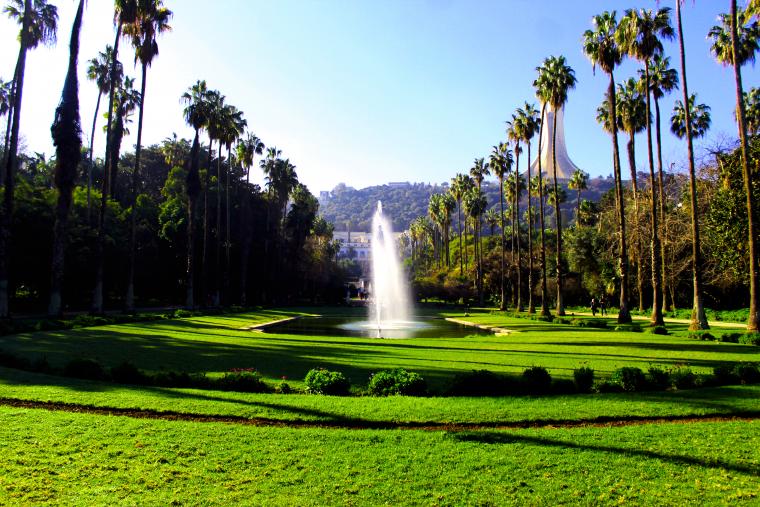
[590,297,598,316]
[599,295,607,316]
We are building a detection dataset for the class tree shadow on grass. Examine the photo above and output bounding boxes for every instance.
[543,340,760,356]
[451,430,760,476]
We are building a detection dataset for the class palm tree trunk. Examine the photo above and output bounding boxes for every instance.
[499,176,506,310]
[125,61,148,312]
[186,129,201,309]
[0,0,31,318]
[644,62,664,326]
[515,144,522,312]
[731,0,760,332]
[225,145,232,301]
[552,108,564,316]
[48,0,84,318]
[654,95,669,312]
[627,134,644,312]
[676,0,708,330]
[537,103,550,317]
[527,141,535,313]
[87,91,102,223]
[609,72,632,324]
[201,140,212,306]
[457,201,463,276]
[92,19,123,314]
[214,144,222,306]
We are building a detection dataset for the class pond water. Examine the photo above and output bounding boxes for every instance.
[261,316,493,339]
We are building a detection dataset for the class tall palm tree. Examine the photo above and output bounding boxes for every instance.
[440,192,455,267]
[532,62,552,318]
[568,168,589,226]
[618,6,674,326]
[708,2,760,332]
[673,0,709,330]
[489,143,513,310]
[506,115,525,310]
[645,54,679,311]
[181,79,210,308]
[48,0,84,317]
[616,78,648,312]
[450,173,470,276]
[236,132,264,305]
[201,88,222,305]
[85,46,122,221]
[463,187,488,304]
[583,10,632,324]
[517,103,540,313]
[1,0,58,317]
[123,0,172,311]
[537,55,576,316]
[470,158,489,303]
[92,0,138,314]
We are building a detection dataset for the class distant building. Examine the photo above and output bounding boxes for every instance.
[319,190,331,202]
[387,181,410,188]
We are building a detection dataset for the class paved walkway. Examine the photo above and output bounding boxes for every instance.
[570,311,746,329]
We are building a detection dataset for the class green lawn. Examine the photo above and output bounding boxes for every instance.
[1,407,758,505]
[0,307,757,391]
[1,307,759,505]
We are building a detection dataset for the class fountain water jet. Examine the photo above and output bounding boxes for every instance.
[369,201,410,330]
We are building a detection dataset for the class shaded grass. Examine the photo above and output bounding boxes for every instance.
[0,406,758,505]
[1,367,759,426]
[1,307,758,392]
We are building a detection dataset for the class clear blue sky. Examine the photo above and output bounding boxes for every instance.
[1,0,757,194]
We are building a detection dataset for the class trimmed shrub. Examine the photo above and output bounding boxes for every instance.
[573,367,595,393]
[739,333,760,346]
[688,331,715,341]
[275,382,293,394]
[521,366,552,394]
[669,366,696,390]
[720,332,741,343]
[63,358,107,381]
[713,364,738,385]
[152,370,205,388]
[733,363,760,384]
[552,317,570,325]
[552,378,576,394]
[611,367,647,392]
[218,369,269,393]
[649,326,668,335]
[110,361,147,385]
[304,368,350,395]
[647,366,670,390]
[595,380,624,393]
[446,370,518,396]
[367,368,427,396]
[630,324,642,333]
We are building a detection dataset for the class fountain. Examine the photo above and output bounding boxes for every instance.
[369,201,410,330]
[260,201,493,339]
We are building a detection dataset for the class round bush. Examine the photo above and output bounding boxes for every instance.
[573,367,595,393]
[304,368,351,395]
[647,366,670,390]
[521,366,552,394]
[649,326,668,335]
[367,368,427,396]
[733,363,760,384]
[669,366,696,390]
[110,361,147,385]
[446,369,518,396]
[611,367,646,392]
[63,358,107,381]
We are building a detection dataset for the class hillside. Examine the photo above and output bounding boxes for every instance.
[318,177,617,232]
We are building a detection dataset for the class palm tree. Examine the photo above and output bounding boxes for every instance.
[201,88,223,304]
[532,62,552,318]
[708,2,760,332]
[48,0,84,317]
[583,10,632,324]
[537,55,576,316]
[517,103,540,313]
[616,78,647,312]
[618,6,673,326]
[0,77,11,163]
[568,169,589,226]
[674,0,709,330]
[92,0,138,314]
[671,95,711,139]
[489,143,513,310]
[506,116,526,310]
[463,187,488,304]
[484,208,499,237]
[1,0,58,317]
[123,0,172,312]
[85,46,122,220]
[440,192,455,267]
[181,79,210,308]
[236,131,264,305]
[450,173,470,276]
[645,54,679,311]
[470,157,489,304]
[427,194,444,266]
